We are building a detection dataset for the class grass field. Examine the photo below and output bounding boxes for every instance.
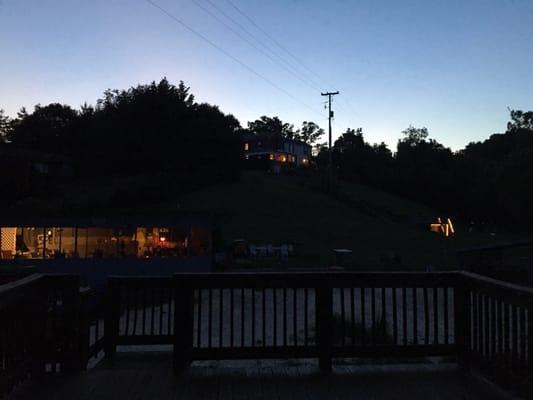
[178,171,506,270]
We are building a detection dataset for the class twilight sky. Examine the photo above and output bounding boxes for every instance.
[1,0,532,150]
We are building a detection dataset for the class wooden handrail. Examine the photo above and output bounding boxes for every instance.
[172,271,460,289]
[459,271,533,306]
[0,273,43,309]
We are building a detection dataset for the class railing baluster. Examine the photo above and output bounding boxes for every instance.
[479,294,484,358]
[478,293,483,357]
[392,287,397,345]
[413,287,418,345]
[497,299,503,357]
[527,308,533,369]
[142,286,147,336]
[167,288,172,336]
[491,297,496,361]
[208,288,212,349]
[241,288,245,347]
[483,296,490,361]
[197,289,202,348]
[230,288,234,346]
[293,288,297,347]
[219,288,224,347]
[512,305,518,372]
[262,288,266,347]
[252,287,256,347]
[158,287,164,336]
[433,287,438,345]
[520,306,526,371]
[472,292,478,353]
[504,302,510,368]
[371,287,376,345]
[124,287,130,337]
[444,288,449,345]
[361,288,366,345]
[151,288,155,336]
[304,288,309,347]
[350,287,355,345]
[423,288,429,345]
[402,287,407,345]
[381,287,387,341]
[273,288,277,347]
[341,288,346,346]
[283,287,287,347]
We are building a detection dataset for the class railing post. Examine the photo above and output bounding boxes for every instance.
[173,275,194,373]
[454,273,470,368]
[316,283,333,374]
[30,277,49,375]
[104,279,120,358]
[526,299,533,397]
[57,275,83,372]
[77,288,92,370]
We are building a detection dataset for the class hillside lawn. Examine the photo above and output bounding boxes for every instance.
[177,171,508,270]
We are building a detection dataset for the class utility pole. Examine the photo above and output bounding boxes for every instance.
[321,91,339,191]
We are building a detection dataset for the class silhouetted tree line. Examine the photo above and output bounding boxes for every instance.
[245,115,324,145]
[2,79,532,232]
[315,111,533,231]
[0,79,243,209]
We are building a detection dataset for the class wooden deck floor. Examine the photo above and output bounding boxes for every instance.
[10,353,513,400]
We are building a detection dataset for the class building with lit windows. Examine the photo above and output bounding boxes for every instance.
[0,214,213,288]
[243,135,311,173]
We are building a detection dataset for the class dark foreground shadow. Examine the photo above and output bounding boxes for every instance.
[10,352,511,400]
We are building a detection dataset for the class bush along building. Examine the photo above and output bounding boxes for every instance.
[242,134,312,173]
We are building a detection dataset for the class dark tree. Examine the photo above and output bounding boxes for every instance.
[85,78,243,184]
[2,78,244,209]
[8,104,79,154]
[247,116,295,139]
[0,109,10,143]
[295,121,324,144]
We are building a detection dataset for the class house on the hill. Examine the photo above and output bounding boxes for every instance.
[243,134,311,173]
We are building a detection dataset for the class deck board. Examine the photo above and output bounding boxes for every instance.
[8,352,512,400]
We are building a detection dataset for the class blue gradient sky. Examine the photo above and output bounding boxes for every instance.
[1,0,532,149]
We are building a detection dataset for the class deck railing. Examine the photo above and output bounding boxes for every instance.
[104,277,175,356]
[461,272,533,389]
[104,270,533,393]
[169,272,463,372]
[2,270,532,396]
[0,274,84,398]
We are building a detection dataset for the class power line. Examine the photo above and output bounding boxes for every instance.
[224,0,328,88]
[189,0,324,93]
[202,0,325,92]
[144,0,325,118]
[223,0,359,121]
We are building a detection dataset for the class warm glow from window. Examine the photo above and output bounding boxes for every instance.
[244,143,249,151]
[269,154,274,160]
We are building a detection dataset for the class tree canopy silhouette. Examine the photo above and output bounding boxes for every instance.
[2,81,533,232]
[247,116,296,140]
[0,109,10,143]
[3,78,244,209]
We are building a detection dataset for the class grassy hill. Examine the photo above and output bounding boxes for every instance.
[178,171,505,270]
